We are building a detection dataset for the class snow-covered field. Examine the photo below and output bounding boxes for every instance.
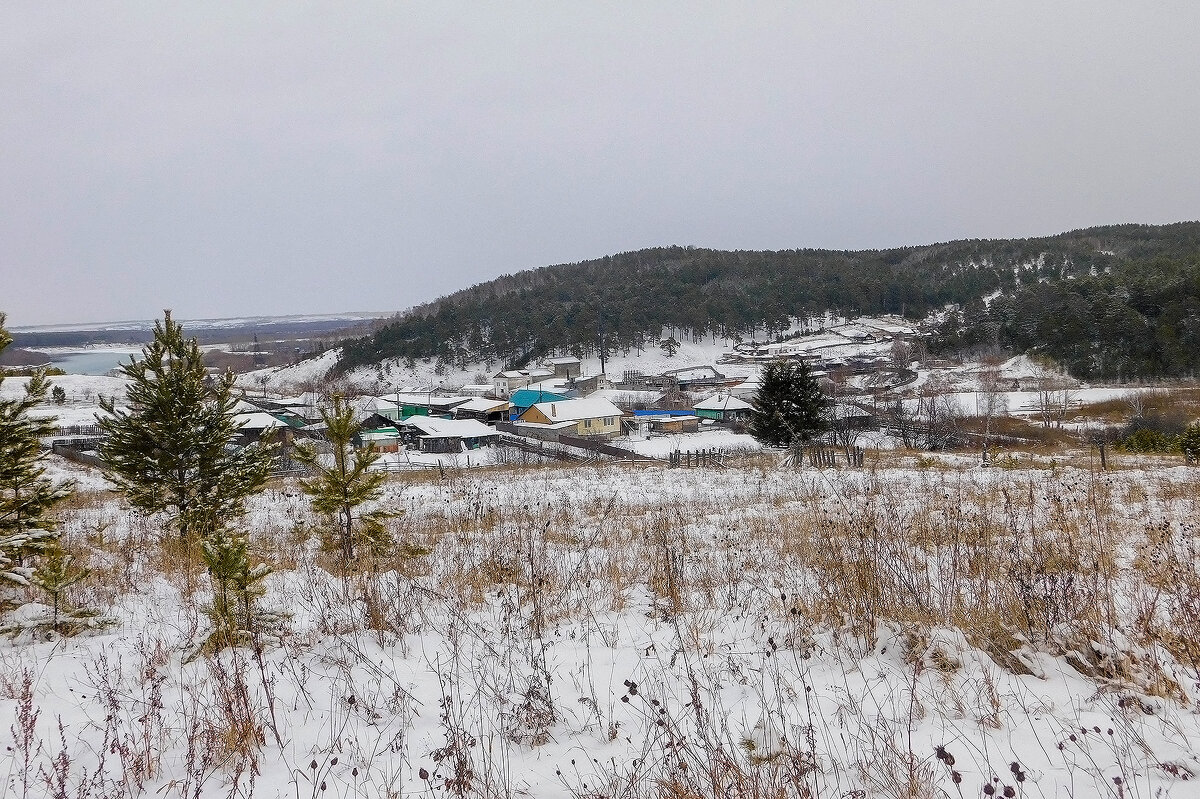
[4,453,1200,798]
[9,347,1200,798]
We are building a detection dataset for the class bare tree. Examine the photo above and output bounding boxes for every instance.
[976,366,1008,461]
[829,407,864,457]
[883,398,921,449]
[916,376,963,450]
[1035,377,1076,429]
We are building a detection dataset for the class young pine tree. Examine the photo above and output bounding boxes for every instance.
[294,395,394,568]
[198,526,279,653]
[1181,423,1200,465]
[0,313,73,588]
[747,359,829,448]
[98,311,276,542]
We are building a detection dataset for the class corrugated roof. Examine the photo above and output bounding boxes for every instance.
[509,388,569,407]
[694,394,754,412]
[453,397,510,413]
[399,416,497,439]
[527,397,623,423]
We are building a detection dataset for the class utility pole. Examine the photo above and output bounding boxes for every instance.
[598,311,607,377]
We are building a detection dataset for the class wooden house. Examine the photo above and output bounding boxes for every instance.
[397,416,500,453]
[452,397,511,423]
[518,397,625,439]
[694,393,754,423]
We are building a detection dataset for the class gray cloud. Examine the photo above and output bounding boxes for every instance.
[3,3,1199,326]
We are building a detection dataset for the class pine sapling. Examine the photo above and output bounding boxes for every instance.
[294,395,398,570]
[195,526,283,657]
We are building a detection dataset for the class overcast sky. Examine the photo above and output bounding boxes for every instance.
[4,3,1199,327]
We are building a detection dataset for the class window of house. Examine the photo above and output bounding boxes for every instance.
[604,416,614,425]
[584,418,592,428]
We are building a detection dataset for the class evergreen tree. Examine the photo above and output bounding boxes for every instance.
[98,311,276,542]
[748,359,829,448]
[294,395,394,568]
[199,525,278,652]
[1181,423,1200,465]
[0,542,114,640]
[0,313,72,587]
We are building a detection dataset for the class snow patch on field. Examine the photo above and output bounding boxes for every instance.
[2,459,1198,797]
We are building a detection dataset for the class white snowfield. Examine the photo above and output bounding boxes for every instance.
[2,456,1198,798]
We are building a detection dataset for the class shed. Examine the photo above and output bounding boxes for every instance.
[646,414,701,434]
[359,427,401,453]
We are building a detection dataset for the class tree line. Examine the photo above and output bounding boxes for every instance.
[336,222,1200,378]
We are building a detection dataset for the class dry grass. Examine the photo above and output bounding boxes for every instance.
[1072,384,1200,424]
[23,438,1200,798]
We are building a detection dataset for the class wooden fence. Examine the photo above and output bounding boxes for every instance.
[497,435,588,463]
[669,448,727,468]
[784,444,865,469]
[58,424,102,437]
[558,434,663,463]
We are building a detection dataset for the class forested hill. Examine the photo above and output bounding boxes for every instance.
[337,222,1200,380]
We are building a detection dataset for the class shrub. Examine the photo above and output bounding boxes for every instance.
[1180,423,1200,464]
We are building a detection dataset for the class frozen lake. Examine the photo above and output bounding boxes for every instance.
[35,349,141,375]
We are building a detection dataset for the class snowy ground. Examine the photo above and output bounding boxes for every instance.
[2,454,1199,798]
[8,345,1200,796]
[622,428,763,458]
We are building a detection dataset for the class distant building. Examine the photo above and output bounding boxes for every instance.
[452,397,511,423]
[545,356,582,379]
[359,427,401,453]
[509,388,571,419]
[493,368,554,397]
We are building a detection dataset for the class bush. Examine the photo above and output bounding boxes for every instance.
[1180,424,1200,464]
[1117,427,1179,454]
[1117,412,1188,454]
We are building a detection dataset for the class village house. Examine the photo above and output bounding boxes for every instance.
[694,393,755,423]
[451,397,511,423]
[829,401,877,430]
[517,397,625,440]
[492,368,554,397]
[368,393,471,421]
[567,373,607,394]
[508,387,571,419]
[524,377,577,397]
[231,411,287,445]
[396,416,500,453]
[546,356,582,379]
